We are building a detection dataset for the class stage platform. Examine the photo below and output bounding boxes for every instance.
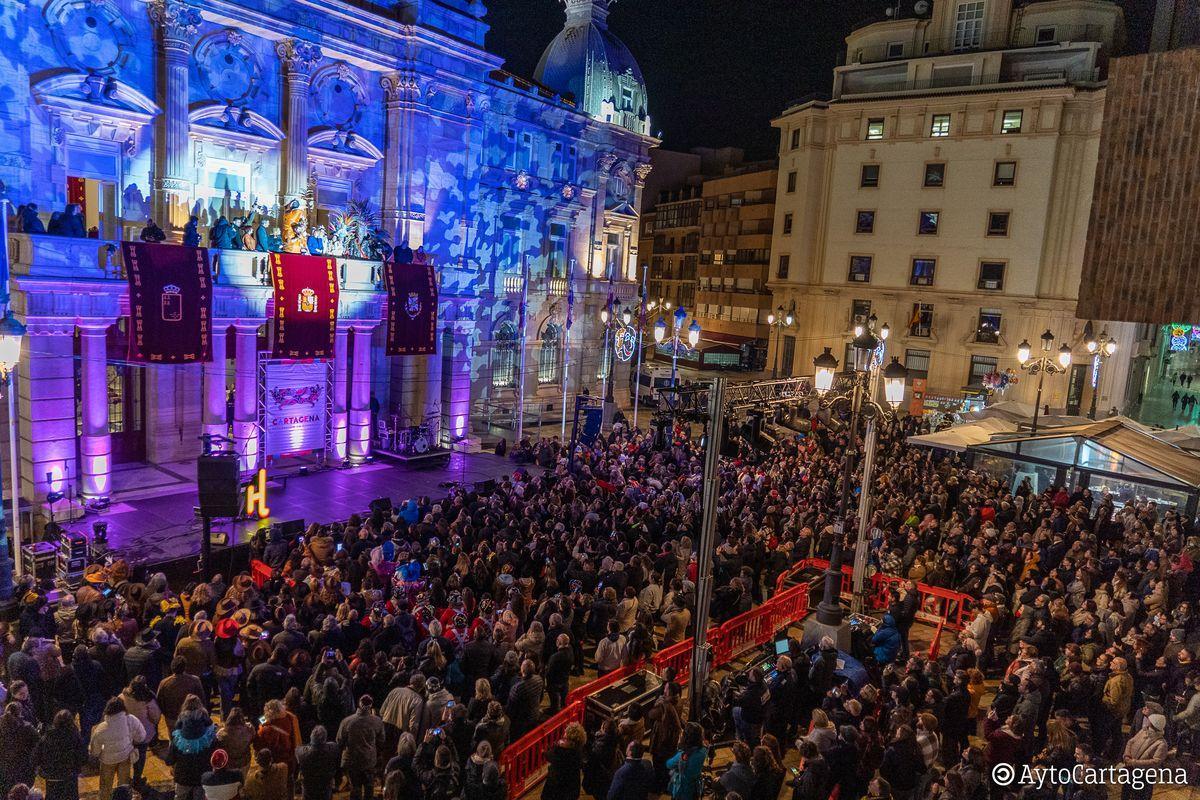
[50,452,521,568]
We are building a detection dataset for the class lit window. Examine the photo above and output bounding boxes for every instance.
[866,118,885,140]
[910,303,934,337]
[905,348,931,375]
[848,255,873,283]
[994,161,1017,186]
[918,211,940,235]
[1001,110,1023,134]
[976,308,1002,343]
[910,258,936,286]
[930,114,951,137]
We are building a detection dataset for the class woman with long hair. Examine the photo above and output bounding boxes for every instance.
[34,710,85,800]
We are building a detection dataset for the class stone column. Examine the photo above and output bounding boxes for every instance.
[18,323,76,513]
[202,323,228,440]
[331,323,351,462]
[148,0,202,238]
[78,322,112,499]
[276,39,322,209]
[423,322,444,443]
[379,73,418,245]
[231,322,260,474]
[348,325,375,459]
[443,316,475,442]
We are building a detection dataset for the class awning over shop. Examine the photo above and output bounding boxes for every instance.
[973,418,1200,490]
[907,418,1020,453]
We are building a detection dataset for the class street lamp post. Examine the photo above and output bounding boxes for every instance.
[598,301,631,428]
[1084,324,1118,420]
[767,302,795,378]
[0,313,25,600]
[1017,329,1072,434]
[653,306,700,387]
[810,321,907,632]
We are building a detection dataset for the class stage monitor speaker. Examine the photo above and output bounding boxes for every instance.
[369,497,393,514]
[474,479,497,497]
[276,519,305,538]
[197,453,241,518]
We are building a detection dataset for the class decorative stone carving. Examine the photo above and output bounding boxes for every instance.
[597,151,619,175]
[45,0,135,75]
[311,62,366,131]
[634,162,652,187]
[380,71,422,103]
[275,39,323,76]
[148,0,202,48]
[195,29,263,106]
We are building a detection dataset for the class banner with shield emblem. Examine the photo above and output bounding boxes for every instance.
[270,252,339,359]
[383,261,438,356]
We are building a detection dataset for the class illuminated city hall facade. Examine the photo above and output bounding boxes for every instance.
[0,0,653,520]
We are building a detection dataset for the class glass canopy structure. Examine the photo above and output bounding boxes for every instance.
[970,419,1200,514]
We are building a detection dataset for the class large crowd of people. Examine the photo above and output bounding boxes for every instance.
[0,410,1197,800]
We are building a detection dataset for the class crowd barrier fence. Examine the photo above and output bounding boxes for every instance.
[251,554,973,797]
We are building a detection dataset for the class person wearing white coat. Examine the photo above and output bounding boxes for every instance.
[89,697,146,800]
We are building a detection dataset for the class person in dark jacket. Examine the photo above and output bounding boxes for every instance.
[246,648,290,719]
[583,718,620,799]
[505,659,544,738]
[295,726,339,800]
[608,741,656,800]
[124,629,165,690]
[878,725,924,800]
[808,637,838,707]
[166,698,219,800]
[732,666,769,743]
[183,216,201,247]
[460,627,499,689]
[35,710,86,800]
[0,701,38,796]
[463,740,503,800]
[546,634,574,713]
[790,740,828,800]
[336,696,385,800]
[543,722,586,800]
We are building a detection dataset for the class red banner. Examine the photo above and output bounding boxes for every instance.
[122,242,212,363]
[67,176,86,217]
[384,261,438,356]
[270,252,339,359]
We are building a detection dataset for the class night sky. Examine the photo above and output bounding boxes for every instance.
[484,0,1154,160]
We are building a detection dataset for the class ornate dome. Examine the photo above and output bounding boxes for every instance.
[534,0,650,136]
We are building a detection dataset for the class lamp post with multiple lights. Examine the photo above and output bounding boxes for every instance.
[598,301,633,427]
[654,305,701,387]
[810,318,908,631]
[1084,324,1118,420]
[0,313,24,600]
[767,302,795,378]
[1017,329,1073,434]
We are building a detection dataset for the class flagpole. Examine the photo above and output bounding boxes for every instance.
[561,258,575,440]
[515,256,530,443]
[632,263,647,431]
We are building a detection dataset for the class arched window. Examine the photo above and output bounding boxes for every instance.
[491,322,518,389]
[538,323,562,385]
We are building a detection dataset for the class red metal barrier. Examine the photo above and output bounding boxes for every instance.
[500,700,585,798]
[250,559,272,589]
[503,556,978,797]
[565,662,640,707]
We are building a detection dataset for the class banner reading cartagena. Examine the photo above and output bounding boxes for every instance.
[270,252,339,359]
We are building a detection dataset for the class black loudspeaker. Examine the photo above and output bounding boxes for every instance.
[369,497,393,514]
[474,480,497,497]
[197,453,241,518]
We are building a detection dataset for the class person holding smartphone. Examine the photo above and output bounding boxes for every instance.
[787,740,828,800]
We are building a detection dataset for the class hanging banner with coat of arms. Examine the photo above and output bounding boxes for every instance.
[121,241,212,363]
[270,252,339,359]
[383,261,438,356]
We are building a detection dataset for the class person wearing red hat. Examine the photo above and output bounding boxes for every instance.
[202,748,243,800]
